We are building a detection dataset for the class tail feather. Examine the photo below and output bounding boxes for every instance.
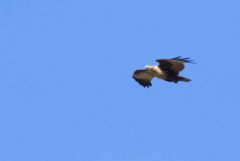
[177,76,191,82]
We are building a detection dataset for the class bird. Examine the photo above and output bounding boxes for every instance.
[132,56,195,88]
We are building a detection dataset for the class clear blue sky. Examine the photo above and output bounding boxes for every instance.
[0,0,240,161]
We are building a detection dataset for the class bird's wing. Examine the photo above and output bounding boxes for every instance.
[156,56,194,75]
[132,69,154,88]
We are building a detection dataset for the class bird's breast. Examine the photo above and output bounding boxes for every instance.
[149,67,166,79]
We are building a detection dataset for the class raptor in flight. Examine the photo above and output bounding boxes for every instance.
[132,56,195,88]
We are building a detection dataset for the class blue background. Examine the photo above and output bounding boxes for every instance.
[1,0,240,161]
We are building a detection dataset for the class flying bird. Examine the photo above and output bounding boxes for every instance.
[132,56,195,88]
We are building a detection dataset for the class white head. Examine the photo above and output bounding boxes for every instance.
[144,65,154,69]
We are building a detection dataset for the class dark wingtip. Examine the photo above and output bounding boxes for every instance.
[132,76,152,88]
[171,56,195,64]
[157,56,196,64]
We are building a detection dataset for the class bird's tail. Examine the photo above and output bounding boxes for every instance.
[177,76,191,82]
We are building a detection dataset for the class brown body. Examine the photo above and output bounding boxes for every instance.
[132,56,194,87]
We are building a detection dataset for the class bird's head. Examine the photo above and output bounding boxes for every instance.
[144,65,153,69]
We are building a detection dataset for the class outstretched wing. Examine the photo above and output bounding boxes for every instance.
[132,69,154,88]
[156,56,194,76]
